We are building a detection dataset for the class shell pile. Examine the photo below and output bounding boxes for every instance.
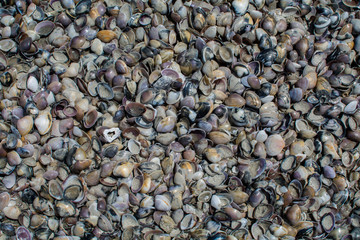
[1,0,360,239]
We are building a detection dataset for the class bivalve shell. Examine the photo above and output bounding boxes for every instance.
[265,134,285,156]
[35,111,52,135]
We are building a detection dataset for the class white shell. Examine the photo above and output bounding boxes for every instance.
[1,16,15,26]
[3,173,16,189]
[155,195,171,211]
[232,0,249,16]
[265,134,285,156]
[0,39,16,52]
[128,139,141,154]
[140,196,154,208]
[344,100,358,114]
[35,111,52,135]
[121,214,139,229]
[27,75,39,92]
[103,128,121,143]
[62,62,80,78]
[256,130,268,142]
[3,201,21,220]
[91,39,104,55]
[210,195,222,210]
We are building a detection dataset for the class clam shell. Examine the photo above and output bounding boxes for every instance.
[35,111,52,135]
[35,21,55,36]
[232,0,249,15]
[208,131,231,144]
[156,116,176,133]
[321,212,335,233]
[122,214,139,229]
[0,39,16,52]
[155,195,171,211]
[55,200,76,217]
[17,116,34,136]
[0,192,10,210]
[49,180,63,200]
[125,102,146,117]
[97,30,117,43]
[281,155,297,172]
[128,139,141,154]
[83,109,98,128]
[97,83,114,100]
[286,204,301,225]
[265,134,285,156]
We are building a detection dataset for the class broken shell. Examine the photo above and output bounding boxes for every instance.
[0,0,358,238]
[83,109,98,128]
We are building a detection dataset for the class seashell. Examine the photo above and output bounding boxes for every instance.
[16,227,32,240]
[0,0,358,236]
[125,102,146,117]
[3,204,21,220]
[35,111,52,135]
[113,162,134,178]
[35,21,55,37]
[83,109,98,128]
[321,212,335,233]
[211,194,233,210]
[281,155,296,172]
[3,173,16,188]
[75,0,91,15]
[217,46,233,64]
[0,192,10,210]
[156,116,176,133]
[256,49,277,67]
[344,100,358,115]
[49,179,63,200]
[27,75,39,92]
[180,214,196,230]
[248,158,266,179]
[0,39,16,52]
[209,131,231,144]
[333,175,347,191]
[225,93,245,107]
[7,151,21,166]
[159,215,176,233]
[155,195,171,211]
[166,91,182,105]
[265,134,285,156]
[245,91,261,108]
[55,200,76,218]
[0,71,13,87]
[97,30,117,43]
[232,0,249,15]
[70,36,86,50]
[98,214,114,232]
[128,139,141,154]
[286,205,301,225]
[101,128,121,143]
[17,116,33,136]
[270,224,288,237]
[120,215,139,232]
